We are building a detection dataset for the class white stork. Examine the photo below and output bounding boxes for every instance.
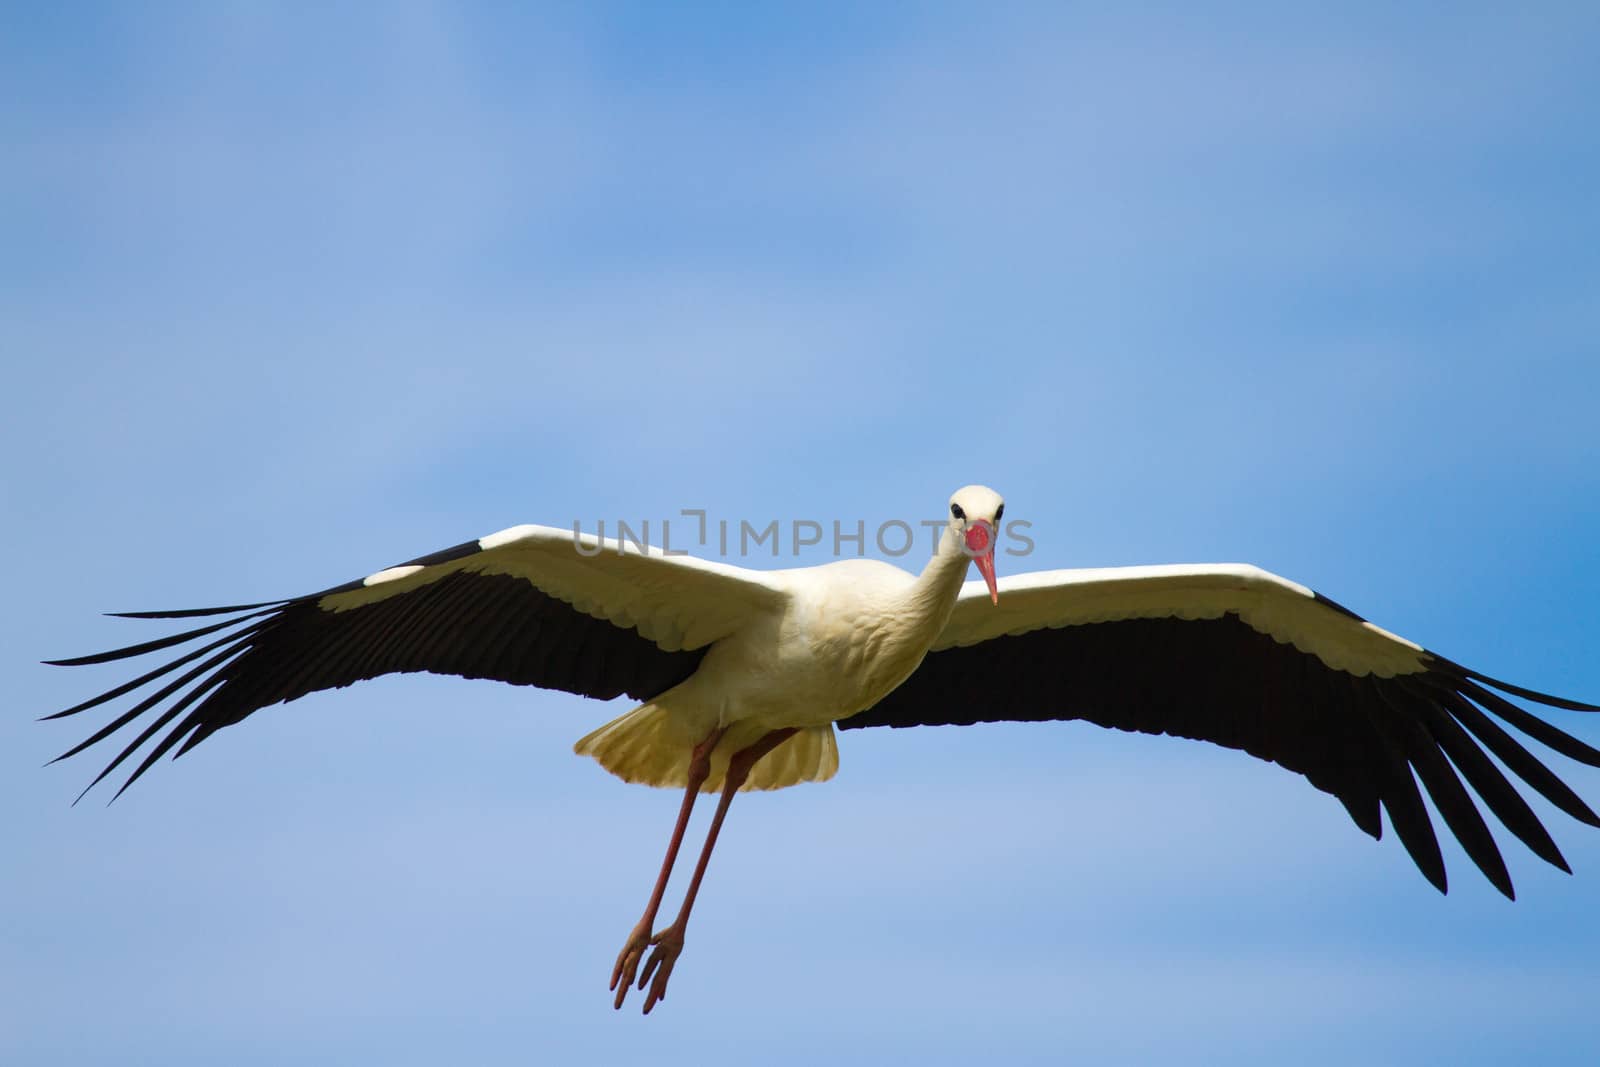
[45,485,1600,1013]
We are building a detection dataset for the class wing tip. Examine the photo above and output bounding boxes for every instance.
[106,600,290,620]
[1449,662,1600,713]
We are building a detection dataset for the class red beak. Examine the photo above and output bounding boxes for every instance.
[964,520,1000,605]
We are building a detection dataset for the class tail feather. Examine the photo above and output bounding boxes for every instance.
[741,721,839,791]
[574,704,838,792]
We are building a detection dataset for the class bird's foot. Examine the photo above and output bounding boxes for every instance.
[610,920,653,1010]
[637,924,686,1014]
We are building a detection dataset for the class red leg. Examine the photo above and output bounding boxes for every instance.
[636,727,797,1014]
[610,726,724,1010]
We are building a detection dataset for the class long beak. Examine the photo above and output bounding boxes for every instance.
[964,521,1000,605]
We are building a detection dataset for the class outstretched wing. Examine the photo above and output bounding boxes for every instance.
[839,564,1600,899]
[46,524,788,800]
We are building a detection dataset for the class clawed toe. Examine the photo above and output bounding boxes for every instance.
[638,927,685,1014]
[610,922,653,1010]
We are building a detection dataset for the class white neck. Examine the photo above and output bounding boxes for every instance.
[908,524,972,629]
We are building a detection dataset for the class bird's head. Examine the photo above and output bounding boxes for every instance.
[947,484,1005,605]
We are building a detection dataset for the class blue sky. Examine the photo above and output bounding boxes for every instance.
[5,3,1600,1063]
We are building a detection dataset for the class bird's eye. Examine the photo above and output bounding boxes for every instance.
[994,503,1005,523]
[950,503,965,521]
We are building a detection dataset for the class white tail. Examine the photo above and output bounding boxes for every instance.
[574,703,839,792]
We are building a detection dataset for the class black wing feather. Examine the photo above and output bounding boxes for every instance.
[41,617,271,721]
[1395,683,1569,873]
[42,610,278,667]
[840,613,1600,898]
[108,600,291,620]
[1434,689,1600,828]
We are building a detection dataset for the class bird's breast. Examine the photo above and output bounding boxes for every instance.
[681,563,945,730]
[780,580,941,721]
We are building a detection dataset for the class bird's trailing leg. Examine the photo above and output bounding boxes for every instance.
[610,725,725,1009]
[635,726,798,1014]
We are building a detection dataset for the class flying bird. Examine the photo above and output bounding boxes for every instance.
[44,485,1600,1012]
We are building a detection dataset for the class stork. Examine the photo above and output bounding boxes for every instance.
[44,485,1600,1012]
